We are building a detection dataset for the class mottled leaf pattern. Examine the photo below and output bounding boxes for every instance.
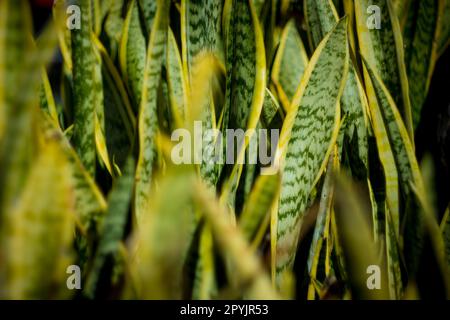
[354,0,414,141]
[135,0,169,222]
[120,0,147,111]
[85,158,135,298]
[275,18,349,278]
[271,19,308,111]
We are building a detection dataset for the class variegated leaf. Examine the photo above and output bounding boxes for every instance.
[354,0,414,141]
[134,0,169,223]
[85,157,135,298]
[275,18,349,280]
[71,0,97,176]
[271,19,308,112]
[120,0,147,111]
[305,0,369,177]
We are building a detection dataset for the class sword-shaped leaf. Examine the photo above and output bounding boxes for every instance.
[166,27,188,123]
[354,0,414,141]
[181,0,224,87]
[93,36,135,172]
[132,170,196,299]
[437,0,450,56]
[85,157,135,298]
[195,181,280,299]
[307,149,338,299]
[5,139,75,299]
[404,0,441,129]
[442,205,450,267]
[363,58,425,229]
[305,0,369,177]
[0,0,61,218]
[134,0,169,223]
[333,172,389,299]
[120,0,147,111]
[239,173,280,243]
[274,18,349,280]
[271,19,309,112]
[71,0,97,176]
[220,0,266,206]
[40,114,106,228]
[138,0,158,36]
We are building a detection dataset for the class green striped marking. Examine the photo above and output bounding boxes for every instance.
[437,0,450,56]
[40,115,106,228]
[71,0,97,176]
[405,0,440,129]
[271,19,308,112]
[120,0,147,111]
[239,173,280,242]
[364,58,424,212]
[135,0,169,223]
[305,0,368,176]
[275,18,349,278]
[220,0,266,207]
[84,157,135,298]
[166,27,188,123]
[181,0,223,87]
[355,0,414,142]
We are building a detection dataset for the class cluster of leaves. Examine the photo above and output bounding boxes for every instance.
[0,0,449,299]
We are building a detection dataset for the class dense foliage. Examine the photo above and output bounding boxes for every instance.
[0,0,449,299]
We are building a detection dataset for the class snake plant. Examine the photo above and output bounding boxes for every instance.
[0,0,449,300]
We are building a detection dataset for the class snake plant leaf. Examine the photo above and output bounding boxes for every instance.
[239,173,280,243]
[385,205,403,299]
[134,0,169,223]
[410,183,450,296]
[181,0,224,189]
[85,157,135,298]
[260,88,282,129]
[133,170,196,299]
[437,0,450,56]
[138,0,158,36]
[363,58,432,293]
[71,0,97,176]
[403,0,441,129]
[39,69,60,128]
[104,0,125,59]
[90,43,111,175]
[195,181,280,299]
[120,0,147,111]
[93,36,135,172]
[305,0,369,177]
[5,139,75,299]
[307,149,338,299]
[192,224,217,299]
[393,0,413,27]
[271,19,309,112]
[0,0,59,217]
[167,27,188,122]
[442,205,450,267]
[181,0,224,86]
[220,0,266,207]
[363,58,426,230]
[274,18,349,280]
[223,0,265,132]
[333,172,389,299]
[40,114,107,228]
[354,0,414,141]
[304,0,339,50]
